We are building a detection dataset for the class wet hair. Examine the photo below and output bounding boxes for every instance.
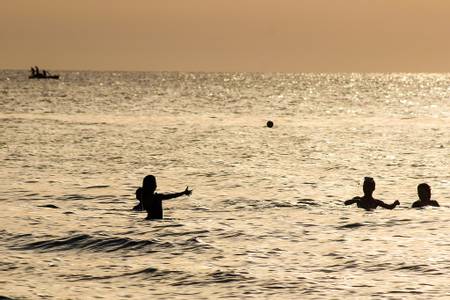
[143,175,157,191]
[363,177,375,193]
[417,183,431,200]
[364,177,375,185]
[135,187,143,201]
[417,183,430,193]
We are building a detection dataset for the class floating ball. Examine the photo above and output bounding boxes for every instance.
[266,120,274,128]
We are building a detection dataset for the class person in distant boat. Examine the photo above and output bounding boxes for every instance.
[411,183,440,208]
[35,66,41,76]
[344,177,400,210]
[132,187,144,211]
[139,175,192,219]
[43,70,47,77]
[30,67,36,77]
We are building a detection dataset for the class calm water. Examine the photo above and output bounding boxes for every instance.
[1,71,449,299]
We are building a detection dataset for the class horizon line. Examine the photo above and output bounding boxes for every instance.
[2,67,450,75]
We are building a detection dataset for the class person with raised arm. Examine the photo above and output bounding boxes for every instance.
[139,175,192,219]
[344,177,400,210]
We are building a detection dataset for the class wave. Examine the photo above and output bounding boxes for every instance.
[85,185,110,189]
[7,230,213,254]
[221,197,321,211]
[37,204,59,209]
[158,230,209,238]
[65,266,181,282]
[172,270,254,286]
[66,268,251,285]
[12,233,158,253]
[395,264,444,275]
[338,222,366,229]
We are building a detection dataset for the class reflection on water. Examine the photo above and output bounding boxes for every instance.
[0,71,449,299]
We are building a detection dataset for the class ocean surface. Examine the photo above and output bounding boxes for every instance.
[1,70,449,299]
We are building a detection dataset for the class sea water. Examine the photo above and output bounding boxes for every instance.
[1,71,449,299]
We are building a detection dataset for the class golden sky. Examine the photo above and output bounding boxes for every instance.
[2,0,450,72]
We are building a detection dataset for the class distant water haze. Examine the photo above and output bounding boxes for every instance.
[2,1,450,72]
[0,71,449,299]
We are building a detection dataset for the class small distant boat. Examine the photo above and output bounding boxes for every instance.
[29,66,60,80]
[29,74,60,80]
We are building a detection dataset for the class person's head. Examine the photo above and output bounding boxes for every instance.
[417,183,431,201]
[135,187,143,201]
[363,177,375,195]
[143,175,157,192]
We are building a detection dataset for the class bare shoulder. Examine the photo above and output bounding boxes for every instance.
[374,198,385,205]
[344,197,360,205]
[431,200,440,207]
[411,200,421,208]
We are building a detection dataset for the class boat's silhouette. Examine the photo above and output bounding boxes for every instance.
[29,66,60,80]
[29,74,60,80]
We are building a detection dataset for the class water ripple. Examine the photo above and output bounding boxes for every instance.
[12,234,158,253]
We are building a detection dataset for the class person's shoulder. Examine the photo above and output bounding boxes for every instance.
[373,198,385,205]
[348,196,362,203]
[344,196,360,205]
[430,200,440,207]
[347,196,361,202]
[132,203,143,211]
[411,200,422,208]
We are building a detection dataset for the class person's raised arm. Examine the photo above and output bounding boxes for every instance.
[159,186,192,201]
[344,197,360,206]
[377,200,400,209]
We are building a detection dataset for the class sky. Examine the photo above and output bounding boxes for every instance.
[2,0,450,72]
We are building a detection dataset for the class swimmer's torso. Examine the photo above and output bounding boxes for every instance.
[143,192,164,219]
[355,196,381,210]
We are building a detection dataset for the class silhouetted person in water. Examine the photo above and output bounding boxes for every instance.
[133,187,144,211]
[411,183,440,208]
[344,177,400,210]
[140,175,192,219]
[30,67,36,77]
